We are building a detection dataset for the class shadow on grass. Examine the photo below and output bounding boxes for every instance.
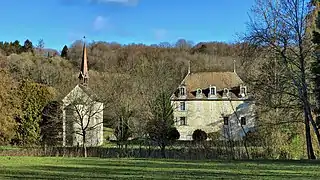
[59,158,320,172]
[2,165,316,180]
[1,159,320,179]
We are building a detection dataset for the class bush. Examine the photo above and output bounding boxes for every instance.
[192,129,207,142]
[168,127,180,141]
[207,132,220,141]
[243,131,261,146]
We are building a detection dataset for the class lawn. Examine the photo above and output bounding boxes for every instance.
[0,157,320,179]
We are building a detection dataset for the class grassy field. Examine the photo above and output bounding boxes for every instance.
[0,157,320,179]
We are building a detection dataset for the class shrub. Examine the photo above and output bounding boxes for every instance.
[244,130,261,146]
[168,127,180,141]
[192,129,207,142]
[207,131,220,141]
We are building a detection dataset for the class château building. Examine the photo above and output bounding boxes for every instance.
[171,69,255,140]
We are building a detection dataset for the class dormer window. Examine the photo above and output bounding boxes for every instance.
[223,88,229,98]
[209,85,216,96]
[196,88,202,98]
[239,85,247,98]
[179,86,186,96]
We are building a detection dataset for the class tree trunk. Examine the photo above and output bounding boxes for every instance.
[301,85,320,158]
[304,107,316,159]
[299,65,318,159]
[160,145,166,158]
[44,143,47,156]
[82,132,87,158]
[306,102,320,150]
[139,141,142,157]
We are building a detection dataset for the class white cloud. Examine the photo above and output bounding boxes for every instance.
[93,16,110,31]
[90,0,138,6]
[153,29,167,40]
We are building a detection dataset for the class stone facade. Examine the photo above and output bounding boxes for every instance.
[62,85,104,146]
[61,41,103,147]
[171,71,255,140]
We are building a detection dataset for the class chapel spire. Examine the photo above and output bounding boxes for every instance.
[79,36,89,85]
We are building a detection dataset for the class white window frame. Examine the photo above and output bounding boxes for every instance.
[180,101,186,111]
[209,85,217,96]
[239,85,247,98]
[180,86,186,96]
[223,88,229,98]
[196,88,202,98]
[180,117,187,126]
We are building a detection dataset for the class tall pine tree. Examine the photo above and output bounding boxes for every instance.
[61,45,69,59]
[22,39,33,53]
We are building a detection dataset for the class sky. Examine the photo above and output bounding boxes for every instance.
[0,0,254,50]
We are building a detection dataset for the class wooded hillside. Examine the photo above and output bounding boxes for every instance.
[0,39,247,145]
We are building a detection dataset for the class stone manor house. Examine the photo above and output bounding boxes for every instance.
[171,68,255,140]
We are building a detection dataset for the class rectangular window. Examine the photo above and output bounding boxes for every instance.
[240,117,246,125]
[180,117,187,126]
[210,87,216,95]
[180,102,186,111]
[180,87,185,96]
[240,86,246,96]
[223,88,229,97]
[196,88,202,98]
[240,87,245,93]
[223,117,229,125]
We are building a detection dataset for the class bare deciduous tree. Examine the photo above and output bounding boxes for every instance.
[113,104,134,150]
[244,0,319,159]
[37,39,45,53]
[63,87,104,157]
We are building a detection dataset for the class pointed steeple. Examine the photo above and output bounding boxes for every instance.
[79,36,89,85]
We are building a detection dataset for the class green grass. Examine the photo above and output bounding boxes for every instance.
[0,157,320,179]
[0,146,20,150]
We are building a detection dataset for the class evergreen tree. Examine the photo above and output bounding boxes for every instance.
[12,40,22,54]
[22,39,34,53]
[147,91,179,158]
[41,101,62,146]
[14,81,55,145]
[0,40,22,55]
[61,45,69,59]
